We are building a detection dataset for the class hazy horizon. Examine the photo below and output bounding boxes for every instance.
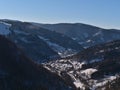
[0,0,120,29]
[1,18,120,30]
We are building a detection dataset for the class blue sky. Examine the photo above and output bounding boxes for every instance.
[0,0,120,29]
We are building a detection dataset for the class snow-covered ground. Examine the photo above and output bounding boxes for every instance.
[81,68,97,78]
[43,58,118,90]
[38,35,77,57]
[0,22,11,35]
[92,75,117,89]
[73,80,85,90]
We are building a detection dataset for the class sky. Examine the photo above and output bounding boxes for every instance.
[0,0,120,29]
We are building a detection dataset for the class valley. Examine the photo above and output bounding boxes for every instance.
[0,19,120,90]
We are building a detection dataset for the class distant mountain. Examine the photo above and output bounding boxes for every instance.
[0,20,83,63]
[1,19,120,90]
[37,23,120,48]
[0,35,74,90]
[43,40,120,90]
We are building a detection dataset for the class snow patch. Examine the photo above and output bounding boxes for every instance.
[92,75,117,89]
[73,80,85,90]
[71,61,86,70]
[0,22,11,35]
[72,37,77,40]
[38,35,77,57]
[81,68,97,78]
[89,58,103,64]
[93,31,102,37]
[86,39,91,43]
[115,47,120,50]
[99,50,104,53]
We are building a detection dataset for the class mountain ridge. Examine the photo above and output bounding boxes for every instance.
[0,19,84,63]
[0,19,120,89]
[37,23,120,48]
